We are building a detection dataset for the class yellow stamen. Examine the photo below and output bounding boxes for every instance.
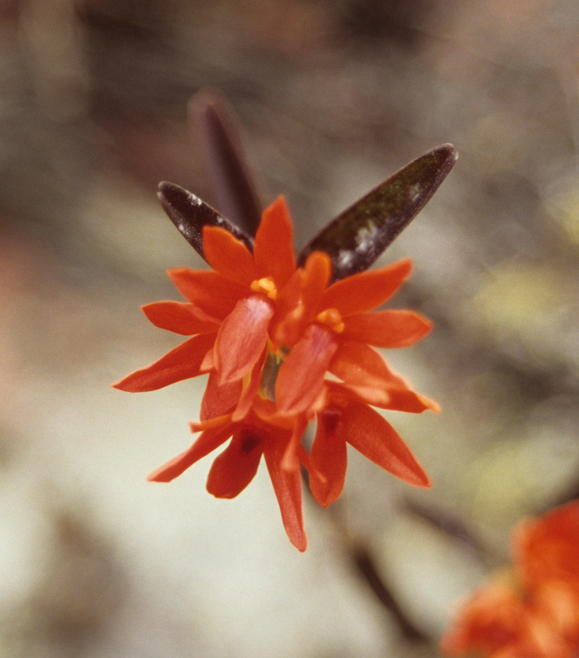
[316,308,345,333]
[250,276,278,300]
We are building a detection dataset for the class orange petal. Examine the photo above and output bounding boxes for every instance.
[330,340,407,388]
[142,301,220,335]
[513,500,579,588]
[254,196,296,289]
[329,342,438,413]
[206,428,264,498]
[342,310,432,347]
[309,406,348,507]
[112,333,215,392]
[200,372,243,421]
[263,426,307,551]
[189,413,232,435]
[380,388,439,413]
[320,258,412,316]
[232,349,266,422]
[301,251,332,313]
[168,268,246,321]
[147,422,234,482]
[215,295,274,384]
[275,324,338,415]
[271,271,308,351]
[338,398,431,487]
[326,379,437,414]
[439,582,526,657]
[203,225,258,285]
[274,252,332,349]
[200,346,215,372]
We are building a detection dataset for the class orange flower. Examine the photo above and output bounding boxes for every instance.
[440,579,530,658]
[272,249,433,416]
[146,398,310,551]
[114,196,436,549]
[513,501,579,650]
[308,379,433,507]
[441,578,577,658]
[513,501,579,592]
[113,197,296,393]
[441,501,579,658]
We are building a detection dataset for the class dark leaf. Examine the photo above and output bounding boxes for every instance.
[158,181,254,261]
[189,89,263,238]
[298,144,457,282]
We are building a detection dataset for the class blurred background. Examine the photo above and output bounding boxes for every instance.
[1,0,579,655]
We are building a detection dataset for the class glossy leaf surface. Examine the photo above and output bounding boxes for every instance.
[298,144,457,282]
[158,181,254,261]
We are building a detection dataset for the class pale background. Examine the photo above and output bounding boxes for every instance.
[1,0,579,656]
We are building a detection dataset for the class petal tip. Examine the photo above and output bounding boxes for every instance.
[110,377,136,392]
[146,469,171,483]
[291,534,308,552]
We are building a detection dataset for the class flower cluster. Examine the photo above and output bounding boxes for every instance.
[440,500,579,658]
[114,195,437,550]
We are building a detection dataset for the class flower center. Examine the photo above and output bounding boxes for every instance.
[258,342,288,401]
[316,307,344,333]
[250,276,278,300]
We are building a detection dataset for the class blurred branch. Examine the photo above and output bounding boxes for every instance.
[352,542,430,643]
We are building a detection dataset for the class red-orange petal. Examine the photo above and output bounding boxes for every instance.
[274,251,332,349]
[329,342,438,413]
[214,294,274,384]
[330,340,408,389]
[309,406,348,507]
[381,388,439,413]
[512,500,579,588]
[147,422,234,482]
[232,349,266,422]
[270,268,303,349]
[342,310,432,347]
[273,251,332,348]
[275,323,338,415]
[301,251,332,313]
[206,428,264,498]
[325,379,437,414]
[142,301,220,335]
[338,398,431,487]
[200,371,243,421]
[203,225,258,285]
[263,426,307,551]
[320,258,412,316]
[168,268,247,321]
[254,196,296,289]
[189,413,232,435]
[112,333,215,392]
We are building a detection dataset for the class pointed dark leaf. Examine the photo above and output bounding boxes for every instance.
[158,181,254,261]
[189,89,263,238]
[298,144,458,282]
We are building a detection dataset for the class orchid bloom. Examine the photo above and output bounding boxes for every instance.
[114,196,436,549]
[113,91,456,550]
[112,197,296,396]
[440,501,579,658]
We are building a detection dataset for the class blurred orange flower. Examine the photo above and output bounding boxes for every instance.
[514,501,579,592]
[441,501,579,658]
[114,196,435,549]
